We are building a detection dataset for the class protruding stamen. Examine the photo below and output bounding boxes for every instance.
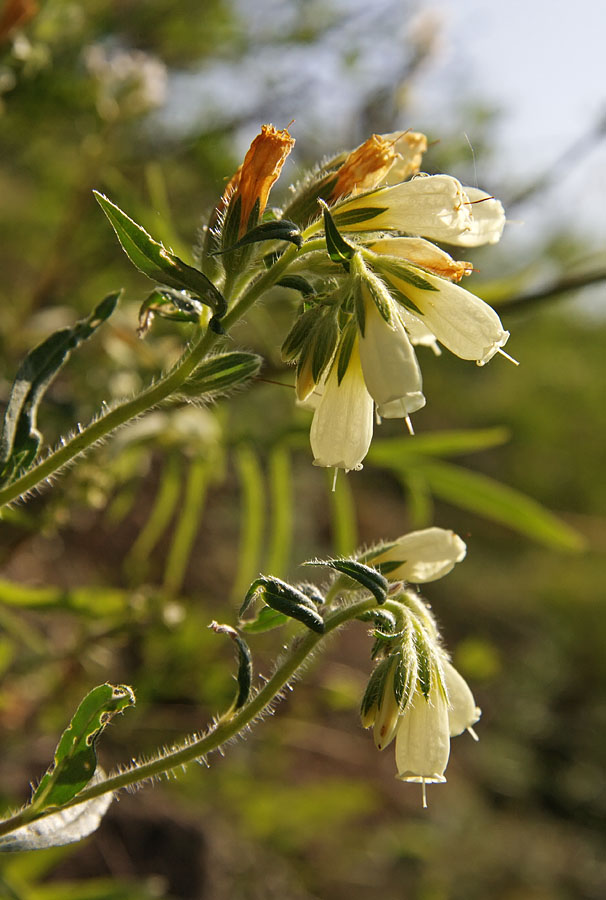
[467,726,480,742]
[421,778,428,809]
[375,409,382,425]
[405,415,415,436]
[331,468,338,493]
[497,348,520,366]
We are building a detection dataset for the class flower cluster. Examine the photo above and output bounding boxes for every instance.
[359,528,480,804]
[278,129,511,471]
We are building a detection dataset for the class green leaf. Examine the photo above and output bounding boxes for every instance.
[209,622,252,711]
[0,773,113,852]
[138,289,204,335]
[180,351,262,397]
[240,605,289,634]
[0,292,120,486]
[94,192,226,319]
[320,201,356,270]
[333,206,387,227]
[240,576,325,634]
[276,275,316,297]
[412,621,432,699]
[360,656,392,719]
[419,459,585,551]
[31,684,135,813]
[307,558,389,605]
[367,427,511,465]
[282,305,324,361]
[215,218,303,253]
[374,257,438,291]
[311,313,339,382]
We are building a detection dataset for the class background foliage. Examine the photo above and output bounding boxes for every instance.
[1,1,605,897]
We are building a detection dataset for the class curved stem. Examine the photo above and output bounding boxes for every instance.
[0,237,324,509]
[0,594,377,837]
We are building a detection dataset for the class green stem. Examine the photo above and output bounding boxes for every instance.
[0,237,323,509]
[0,594,377,837]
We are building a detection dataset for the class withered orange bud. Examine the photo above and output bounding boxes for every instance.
[225,124,295,237]
[328,134,399,202]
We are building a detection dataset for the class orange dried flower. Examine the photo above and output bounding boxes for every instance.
[224,124,295,237]
[329,134,399,202]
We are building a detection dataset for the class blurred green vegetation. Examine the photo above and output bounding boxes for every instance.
[1,1,605,898]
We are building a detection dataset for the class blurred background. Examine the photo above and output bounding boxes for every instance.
[1,1,605,898]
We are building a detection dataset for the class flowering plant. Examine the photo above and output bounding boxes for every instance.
[0,123,533,852]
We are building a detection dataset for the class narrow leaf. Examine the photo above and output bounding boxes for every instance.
[333,206,387,227]
[419,459,585,551]
[367,427,511,465]
[307,558,389,605]
[209,622,252,711]
[180,352,262,397]
[320,201,356,270]
[336,322,356,384]
[31,684,135,813]
[360,657,392,719]
[94,192,226,317]
[0,292,120,485]
[215,219,303,254]
[240,606,289,634]
[276,275,316,297]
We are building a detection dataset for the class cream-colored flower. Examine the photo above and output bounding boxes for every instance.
[335,174,505,248]
[378,266,509,364]
[443,659,481,738]
[370,527,467,583]
[309,340,373,471]
[367,236,473,282]
[395,683,450,785]
[358,285,425,416]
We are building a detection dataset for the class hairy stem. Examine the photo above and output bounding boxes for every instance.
[0,594,377,837]
[0,237,323,509]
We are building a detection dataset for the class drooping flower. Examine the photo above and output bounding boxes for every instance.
[394,681,450,787]
[442,659,482,739]
[357,278,426,419]
[309,338,374,471]
[368,527,467,583]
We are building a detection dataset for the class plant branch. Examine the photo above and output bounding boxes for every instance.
[0,594,377,838]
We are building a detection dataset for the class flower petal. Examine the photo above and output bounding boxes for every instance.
[443,660,482,738]
[310,342,373,471]
[395,688,450,783]
[455,187,506,247]
[359,297,424,410]
[392,271,510,364]
[373,527,467,583]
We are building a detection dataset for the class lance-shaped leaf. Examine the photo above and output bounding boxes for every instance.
[138,288,205,336]
[0,292,120,486]
[240,576,325,634]
[360,656,393,722]
[240,606,289,634]
[179,351,262,398]
[320,200,356,270]
[209,622,253,711]
[215,218,303,254]
[307,558,389,605]
[0,771,112,852]
[276,275,316,297]
[94,192,226,319]
[333,205,387,227]
[30,683,135,813]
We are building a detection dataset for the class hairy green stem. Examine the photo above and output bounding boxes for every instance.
[0,236,325,509]
[0,594,377,837]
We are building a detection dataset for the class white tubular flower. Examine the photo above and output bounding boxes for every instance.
[455,187,506,247]
[334,174,505,248]
[358,289,425,415]
[309,341,374,471]
[396,307,442,356]
[443,660,482,738]
[395,684,450,785]
[371,527,467,583]
[386,269,509,364]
